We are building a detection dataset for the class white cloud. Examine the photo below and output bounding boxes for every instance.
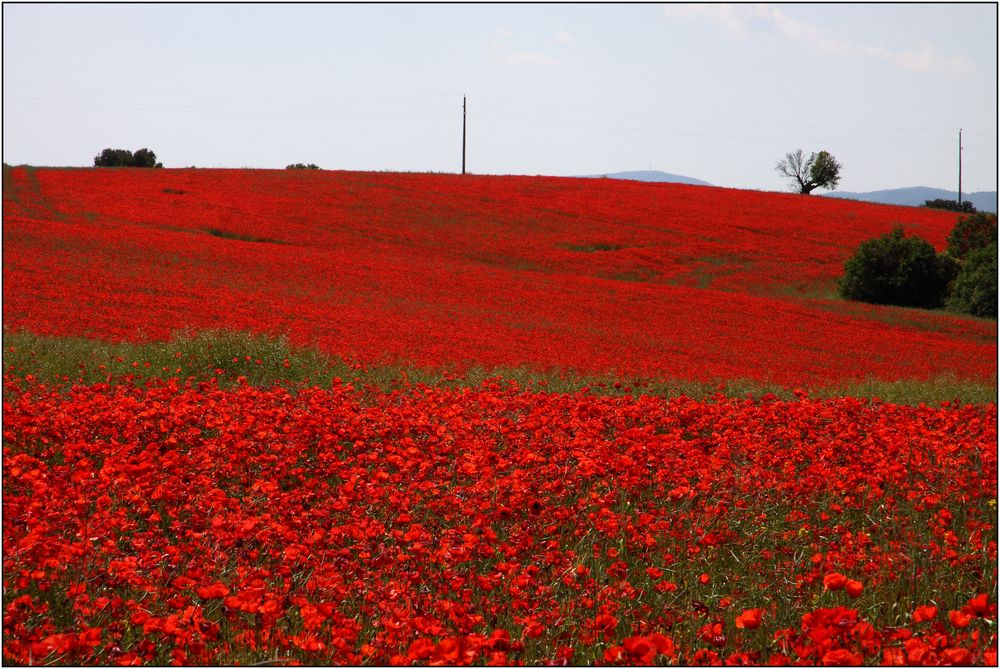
[501,51,558,66]
[663,3,974,74]
[489,33,559,67]
[661,4,765,39]
[554,29,573,44]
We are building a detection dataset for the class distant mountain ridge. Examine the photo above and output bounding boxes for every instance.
[574,170,712,187]
[821,186,997,214]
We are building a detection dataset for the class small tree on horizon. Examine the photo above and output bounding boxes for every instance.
[775,149,842,194]
[94,147,162,168]
[924,198,977,213]
[131,148,162,168]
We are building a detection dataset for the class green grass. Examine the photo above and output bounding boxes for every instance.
[202,227,284,244]
[559,242,627,252]
[3,329,994,404]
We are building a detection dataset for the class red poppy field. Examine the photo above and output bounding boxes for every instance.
[2,167,997,665]
[2,166,996,387]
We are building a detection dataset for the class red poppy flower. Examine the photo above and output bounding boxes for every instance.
[195,582,230,599]
[407,638,434,660]
[735,608,763,630]
[823,572,847,591]
[942,648,973,665]
[949,610,973,628]
[622,636,657,664]
[648,633,676,658]
[821,648,863,665]
[967,593,990,616]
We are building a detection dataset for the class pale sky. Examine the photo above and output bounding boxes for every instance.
[3,3,997,193]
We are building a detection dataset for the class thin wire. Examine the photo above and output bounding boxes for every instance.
[3,82,456,102]
[472,93,979,135]
[4,97,456,117]
[963,147,998,158]
[472,108,958,149]
[963,128,998,141]
[10,83,990,139]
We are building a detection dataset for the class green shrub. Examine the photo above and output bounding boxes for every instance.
[286,163,320,170]
[923,198,976,213]
[839,227,955,309]
[946,212,997,260]
[94,147,163,168]
[946,244,997,318]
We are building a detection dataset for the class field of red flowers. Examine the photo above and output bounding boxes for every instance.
[3,376,996,665]
[3,166,995,388]
[3,167,997,666]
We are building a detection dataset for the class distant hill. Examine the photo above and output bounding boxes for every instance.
[821,186,997,214]
[575,170,712,187]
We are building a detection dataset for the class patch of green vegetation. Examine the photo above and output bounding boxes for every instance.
[661,255,756,291]
[828,374,997,405]
[2,162,14,195]
[560,242,626,252]
[769,281,840,301]
[202,227,283,244]
[3,329,994,405]
[3,329,332,391]
[609,268,659,283]
[463,251,548,273]
[806,297,997,344]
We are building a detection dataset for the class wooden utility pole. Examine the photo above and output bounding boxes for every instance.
[462,96,467,175]
[958,128,963,208]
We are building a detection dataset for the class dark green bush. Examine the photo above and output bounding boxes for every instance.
[131,148,161,168]
[839,226,956,309]
[946,244,997,318]
[946,212,997,260]
[94,147,162,168]
[923,198,976,213]
[286,163,319,170]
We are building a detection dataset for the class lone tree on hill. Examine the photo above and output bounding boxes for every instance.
[775,149,842,194]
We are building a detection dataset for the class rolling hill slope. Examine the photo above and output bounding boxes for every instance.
[3,167,995,388]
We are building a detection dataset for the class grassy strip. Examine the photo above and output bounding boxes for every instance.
[2,328,995,404]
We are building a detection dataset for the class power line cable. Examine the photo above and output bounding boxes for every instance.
[471,93,986,136]
[472,107,961,150]
[3,82,456,103]
[9,83,991,139]
[3,96,456,117]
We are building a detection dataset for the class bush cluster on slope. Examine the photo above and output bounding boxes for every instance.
[838,227,956,309]
[947,212,998,260]
[840,213,997,318]
[947,245,998,318]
